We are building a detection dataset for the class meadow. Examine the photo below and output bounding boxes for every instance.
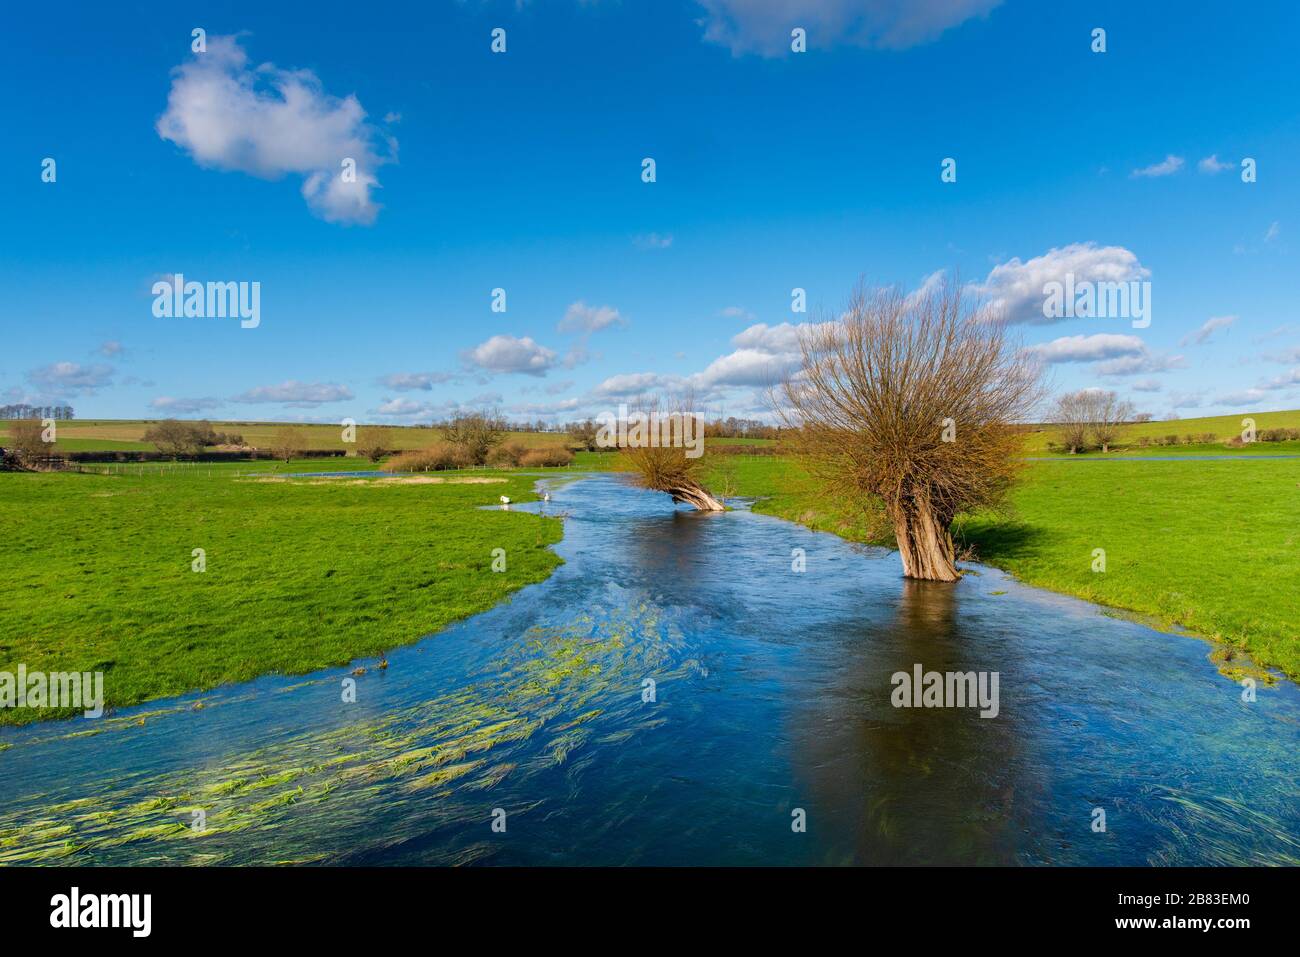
[0,463,562,724]
[1018,408,1300,454]
[0,419,572,453]
[3,413,1297,727]
[704,452,1300,682]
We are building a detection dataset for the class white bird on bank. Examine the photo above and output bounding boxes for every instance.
[542,491,550,502]
[500,495,511,506]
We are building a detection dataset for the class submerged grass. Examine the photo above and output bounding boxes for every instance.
[0,601,692,865]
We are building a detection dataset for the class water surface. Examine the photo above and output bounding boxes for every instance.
[1,474,1296,865]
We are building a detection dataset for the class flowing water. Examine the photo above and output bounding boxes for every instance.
[1,473,1297,865]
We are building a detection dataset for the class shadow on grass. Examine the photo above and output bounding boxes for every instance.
[956,519,1048,565]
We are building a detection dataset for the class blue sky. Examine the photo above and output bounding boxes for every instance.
[3,0,1298,424]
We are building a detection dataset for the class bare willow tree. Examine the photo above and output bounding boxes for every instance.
[271,426,307,463]
[1051,390,1093,454]
[778,279,1042,581]
[1051,389,1134,453]
[442,411,503,465]
[6,419,48,466]
[616,397,725,511]
[355,426,393,463]
[1090,391,1134,453]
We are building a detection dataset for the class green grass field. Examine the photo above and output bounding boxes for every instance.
[705,453,1300,681]
[4,417,1297,726]
[10,414,1297,458]
[1021,409,1300,454]
[0,420,573,453]
[0,464,563,724]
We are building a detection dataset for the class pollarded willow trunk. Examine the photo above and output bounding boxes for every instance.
[667,481,726,511]
[890,491,959,582]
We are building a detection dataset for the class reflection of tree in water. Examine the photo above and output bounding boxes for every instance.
[625,508,722,597]
[787,577,1036,865]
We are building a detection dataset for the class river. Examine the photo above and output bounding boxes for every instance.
[1,473,1296,865]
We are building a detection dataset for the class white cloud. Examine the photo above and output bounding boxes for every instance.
[506,398,583,418]
[1264,346,1300,364]
[1167,390,1204,410]
[156,35,393,224]
[1093,352,1187,377]
[719,305,755,321]
[149,396,222,414]
[1021,333,1146,364]
[1255,323,1298,344]
[633,232,673,250]
[378,371,456,391]
[1264,221,1280,243]
[1261,367,1300,391]
[1215,388,1267,407]
[97,340,124,357]
[971,243,1150,325]
[1131,379,1162,393]
[463,335,558,377]
[26,362,114,396]
[594,372,683,398]
[558,301,625,334]
[1131,155,1185,178]
[1197,154,1234,174]
[697,0,1003,57]
[1179,314,1237,347]
[231,380,354,406]
[731,321,805,354]
[376,398,429,415]
[904,269,948,306]
[693,347,800,388]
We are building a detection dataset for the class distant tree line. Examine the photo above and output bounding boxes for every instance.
[701,417,781,440]
[0,404,74,420]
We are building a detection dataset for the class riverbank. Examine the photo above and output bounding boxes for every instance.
[0,464,563,725]
[705,453,1300,683]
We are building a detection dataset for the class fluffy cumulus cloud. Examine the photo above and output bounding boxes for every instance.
[697,0,1002,57]
[26,362,114,396]
[731,321,804,354]
[1012,327,1183,380]
[156,35,394,224]
[593,318,812,409]
[594,372,684,398]
[1022,333,1146,364]
[1180,315,1237,347]
[231,380,354,406]
[693,347,800,388]
[463,335,558,377]
[970,243,1151,325]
